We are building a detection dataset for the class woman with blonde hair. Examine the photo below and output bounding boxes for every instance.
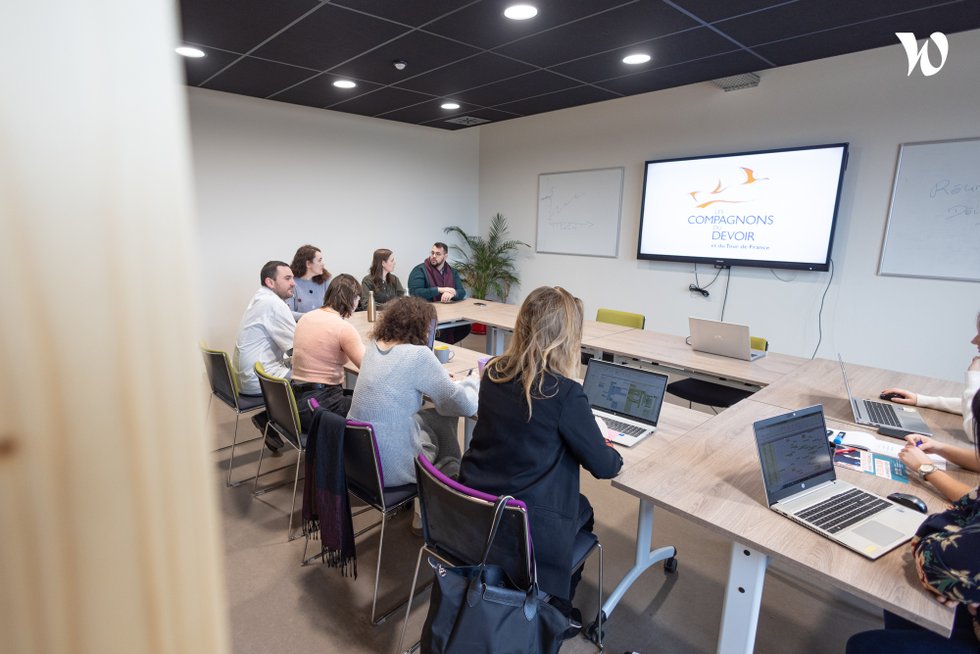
[458,286,622,629]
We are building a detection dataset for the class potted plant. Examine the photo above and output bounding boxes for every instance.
[444,213,529,332]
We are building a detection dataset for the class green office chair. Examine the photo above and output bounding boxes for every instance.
[200,345,265,486]
[584,308,646,365]
[595,308,645,329]
[666,337,769,412]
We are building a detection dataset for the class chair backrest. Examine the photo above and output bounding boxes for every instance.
[343,421,387,508]
[414,455,532,589]
[596,308,645,330]
[201,346,240,408]
[750,336,769,352]
[254,362,303,445]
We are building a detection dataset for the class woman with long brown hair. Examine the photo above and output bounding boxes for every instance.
[458,286,622,629]
[288,244,332,319]
[359,248,405,311]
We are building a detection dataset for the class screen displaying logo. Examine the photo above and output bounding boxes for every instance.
[896,32,949,77]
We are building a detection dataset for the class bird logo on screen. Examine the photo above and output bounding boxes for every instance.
[689,167,769,209]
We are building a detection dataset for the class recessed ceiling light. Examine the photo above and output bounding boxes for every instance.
[333,80,357,89]
[622,53,651,65]
[504,4,538,20]
[441,102,461,110]
[175,46,206,58]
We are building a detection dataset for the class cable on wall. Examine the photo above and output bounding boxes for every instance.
[810,258,835,359]
[689,264,723,297]
[719,266,732,322]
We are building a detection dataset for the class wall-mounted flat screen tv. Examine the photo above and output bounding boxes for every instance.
[637,143,848,271]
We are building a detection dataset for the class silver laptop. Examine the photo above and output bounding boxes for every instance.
[689,317,766,361]
[582,359,668,447]
[753,405,924,560]
[837,354,932,438]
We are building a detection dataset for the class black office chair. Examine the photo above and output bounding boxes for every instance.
[335,421,418,625]
[667,336,769,412]
[397,454,603,654]
[252,362,307,540]
[200,345,265,486]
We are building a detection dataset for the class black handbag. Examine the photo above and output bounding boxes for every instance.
[420,496,570,654]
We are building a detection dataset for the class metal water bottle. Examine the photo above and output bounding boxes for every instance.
[367,290,376,322]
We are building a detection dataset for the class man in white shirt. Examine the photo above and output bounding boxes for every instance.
[234,261,297,454]
[234,260,296,394]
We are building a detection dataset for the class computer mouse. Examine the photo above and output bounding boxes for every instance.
[879,392,904,401]
[887,492,928,513]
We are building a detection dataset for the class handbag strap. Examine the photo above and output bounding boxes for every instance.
[477,495,513,567]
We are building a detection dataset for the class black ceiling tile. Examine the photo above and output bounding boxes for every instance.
[179,47,243,86]
[272,75,384,108]
[551,26,738,84]
[715,0,969,47]
[424,0,622,50]
[422,107,521,129]
[598,49,764,95]
[325,86,434,117]
[178,0,319,53]
[664,0,796,24]
[393,52,535,96]
[753,5,980,67]
[253,4,408,71]
[328,30,481,86]
[453,70,580,107]
[490,85,620,118]
[328,0,464,27]
[494,2,699,67]
[201,57,320,98]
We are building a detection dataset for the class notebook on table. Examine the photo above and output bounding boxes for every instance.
[582,359,668,447]
[689,317,766,361]
[753,404,924,560]
[837,354,932,438]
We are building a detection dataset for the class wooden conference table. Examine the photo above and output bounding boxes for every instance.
[612,361,972,653]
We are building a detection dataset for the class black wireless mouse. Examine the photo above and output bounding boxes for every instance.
[887,492,928,513]
[879,392,903,401]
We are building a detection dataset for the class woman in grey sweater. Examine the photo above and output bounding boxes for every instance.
[348,296,478,486]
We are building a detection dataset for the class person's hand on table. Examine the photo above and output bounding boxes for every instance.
[899,440,933,471]
[440,291,454,303]
[904,433,945,458]
[880,387,916,405]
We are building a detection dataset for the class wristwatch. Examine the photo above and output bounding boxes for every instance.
[917,463,937,481]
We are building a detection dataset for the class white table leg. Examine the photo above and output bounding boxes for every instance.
[717,543,768,654]
[487,326,505,355]
[603,498,676,618]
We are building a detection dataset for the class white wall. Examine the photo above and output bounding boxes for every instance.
[477,30,980,382]
[188,88,480,351]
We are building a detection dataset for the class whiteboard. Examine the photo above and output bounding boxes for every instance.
[879,137,980,282]
[537,167,623,258]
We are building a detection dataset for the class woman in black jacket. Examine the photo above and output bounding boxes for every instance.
[458,285,623,622]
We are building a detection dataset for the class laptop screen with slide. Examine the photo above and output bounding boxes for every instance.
[755,405,836,505]
[582,360,668,446]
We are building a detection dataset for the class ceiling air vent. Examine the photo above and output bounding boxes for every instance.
[445,115,490,126]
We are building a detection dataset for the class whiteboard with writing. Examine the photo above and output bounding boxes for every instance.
[537,167,624,258]
[879,138,980,282]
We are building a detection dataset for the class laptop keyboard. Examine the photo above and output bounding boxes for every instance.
[603,417,646,436]
[794,487,891,534]
[863,400,902,427]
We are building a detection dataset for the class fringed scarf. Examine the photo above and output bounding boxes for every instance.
[302,409,357,577]
[422,258,454,291]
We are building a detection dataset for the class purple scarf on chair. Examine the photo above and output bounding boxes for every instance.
[302,409,357,577]
[423,259,454,292]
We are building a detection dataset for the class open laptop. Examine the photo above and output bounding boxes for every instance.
[582,359,668,447]
[689,317,766,361]
[837,354,932,438]
[753,405,924,560]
